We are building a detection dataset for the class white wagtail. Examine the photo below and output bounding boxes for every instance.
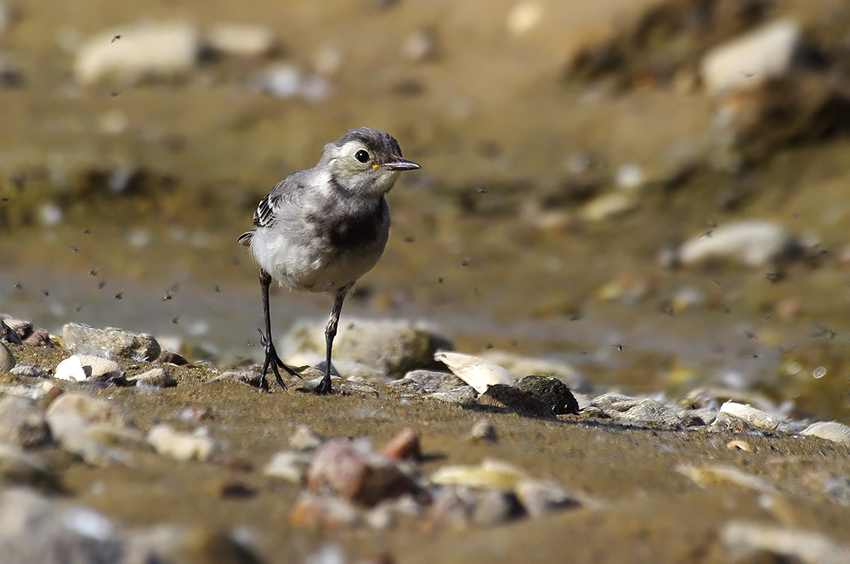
[238,127,421,394]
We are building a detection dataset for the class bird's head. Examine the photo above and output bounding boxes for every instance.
[320,127,420,197]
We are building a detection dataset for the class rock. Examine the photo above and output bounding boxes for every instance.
[62,323,161,362]
[468,419,498,443]
[0,396,51,448]
[307,440,418,506]
[0,488,125,563]
[73,21,200,85]
[289,493,362,530]
[46,394,131,428]
[288,425,324,451]
[263,451,312,485]
[206,24,277,57]
[22,329,51,347]
[434,352,517,393]
[284,318,451,379]
[401,28,439,62]
[156,349,188,365]
[0,316,31,341]
[429,488,473,529]
[700,20,801,95]
[251,64,332,104]
[674,221,796,269]
[479,351,589,392]
[388,369,466,393]
[430,386,478,405]
[381,428,421,462]
[677,464,776,494]
[147,425,214,462]
[214,370,266,389]
[517,375,580,415]
[579,191,639,222]
[0,342,13,371]
[130,367,177,388]
[800,421,850,445]
[477,384,553,418]
[717,401,781,432]
[506,1,542,36]
[591,394,683,427]
[471,489,523,527]
[54,355,124,382]
[722,520,850,564]
[10,365,49,379]
[431,459,529,491]
[0,444,56,489]
[515,480,580,518]
[126,524,260,564]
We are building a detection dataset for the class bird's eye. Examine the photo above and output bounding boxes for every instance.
[355,150,370,163]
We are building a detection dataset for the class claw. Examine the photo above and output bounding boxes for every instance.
[257,328,287,391]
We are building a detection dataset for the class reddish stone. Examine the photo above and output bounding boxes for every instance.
[381,427,421,461]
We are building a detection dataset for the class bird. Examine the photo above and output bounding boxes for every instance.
[238,127,421,394]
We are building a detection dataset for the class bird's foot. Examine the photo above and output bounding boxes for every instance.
[315,374,334,395]
[257,329,287,390]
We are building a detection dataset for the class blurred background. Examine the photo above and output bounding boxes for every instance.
[1,0,850,419]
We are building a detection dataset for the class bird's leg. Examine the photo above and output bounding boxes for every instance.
[258,269,298,391]
[316,283,353,394]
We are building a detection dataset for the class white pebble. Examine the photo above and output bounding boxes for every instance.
[506,2,542,36]
[700,19,800,94]
[147,424,214,461]
[718,401,780,431]
[74,21,200,85]
[206,24,277,57]
[801,421,850,445]
[434,351,517,394]
[676,220,793,268]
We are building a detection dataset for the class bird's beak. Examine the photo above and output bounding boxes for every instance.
[382,159,421,171]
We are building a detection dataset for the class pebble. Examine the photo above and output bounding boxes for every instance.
[579,191,639,222]
[307,440,417,506]
[718,401,781,432]
[147,425,214,462]
[263,451,312,485]
[62,323,161,362]
[0,443,55,488]
[721,520,850,564]
[205,24,277,57]
[429,386,478,405]
[23,329,51,347]
[381,427,421,462]
[471,489,523,527]
[431,459,529,491]
[0,396,51,448]
[429,488,473,529]
[289,424,324,451]
[251,64,333,104]
[800,421,850,445]
[401,28,438,62]
[84,424,152,452]
[130,367,177,388]
[285,318,451,379]
[477,384,554,418]
[156,349,189,366]
[0,488,125,563]
[214,370,266,389]
[673,221,795,269]
[479,350,589,392]
[506,2,542,36]
[54,355,124,382]
[0,342,14,371]
[290,493,362,530]
[517,375,580,415]
[468,419,498,443]
[434,351,517,394]
[46,393,130,428]
[73,21,200,85]
[515,479,580,518]
[388,369,466,394]
[0,315,31,341]
[591,393,683,427]
[700,19,801,95]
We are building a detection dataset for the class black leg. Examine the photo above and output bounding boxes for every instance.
[316,283,352,394]
[258,269,299,391]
